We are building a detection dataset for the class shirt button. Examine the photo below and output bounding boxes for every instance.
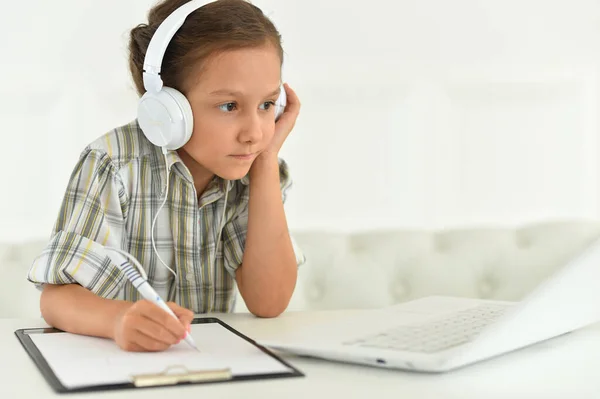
[185,274,194,282]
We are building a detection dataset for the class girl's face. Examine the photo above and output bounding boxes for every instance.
[179,43,282,182]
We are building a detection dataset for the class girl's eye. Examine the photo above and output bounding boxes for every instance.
[259,101,276,111]
[218,102,237,112]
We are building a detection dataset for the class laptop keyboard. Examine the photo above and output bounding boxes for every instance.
[344,303,509,354]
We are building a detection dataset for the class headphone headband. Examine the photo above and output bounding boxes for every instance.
[143,0,214,93]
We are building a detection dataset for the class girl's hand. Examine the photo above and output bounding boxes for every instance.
[260,83,300,160]
[112,300,194,352]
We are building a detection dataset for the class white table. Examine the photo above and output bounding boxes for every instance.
[2,310,599,399]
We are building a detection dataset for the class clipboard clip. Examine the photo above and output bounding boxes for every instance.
[131,365,232,387]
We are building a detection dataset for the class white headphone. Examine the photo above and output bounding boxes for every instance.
[137,0,287,150]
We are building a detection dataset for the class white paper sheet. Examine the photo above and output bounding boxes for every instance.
[30,322,294,389]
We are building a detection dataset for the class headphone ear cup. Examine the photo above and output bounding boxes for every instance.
[274,84,286,121]
[137,87,193,150]
[161,87,193,149]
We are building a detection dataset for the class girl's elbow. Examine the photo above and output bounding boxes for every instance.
[39,284,70,326]
[246,294,291,318]
[249,303,286,318]
[39,285,56,323]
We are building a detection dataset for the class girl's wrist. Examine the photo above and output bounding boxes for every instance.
[251,153,279,176]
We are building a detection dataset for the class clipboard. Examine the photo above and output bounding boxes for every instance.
[15,317,304,393]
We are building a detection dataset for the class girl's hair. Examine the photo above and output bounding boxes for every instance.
[128,0,283,96]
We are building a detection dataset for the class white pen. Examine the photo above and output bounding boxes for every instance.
[107,250,199,351]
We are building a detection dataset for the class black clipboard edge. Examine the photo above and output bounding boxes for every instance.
[15,316,304,394]
[192,317,305,379]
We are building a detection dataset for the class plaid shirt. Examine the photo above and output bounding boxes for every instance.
[27,120,304,313]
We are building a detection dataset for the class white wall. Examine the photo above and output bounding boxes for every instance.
[2,0,600,242]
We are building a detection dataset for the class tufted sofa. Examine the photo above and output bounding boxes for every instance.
[2,220,600,318]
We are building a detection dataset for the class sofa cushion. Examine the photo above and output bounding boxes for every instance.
[2,220,600,317]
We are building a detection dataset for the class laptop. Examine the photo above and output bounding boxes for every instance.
[258,237,600,373]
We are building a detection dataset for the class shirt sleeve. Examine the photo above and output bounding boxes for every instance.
[221,158,306,278]
[27,148,129,299]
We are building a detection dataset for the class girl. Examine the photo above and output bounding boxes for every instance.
[27,0,304,352]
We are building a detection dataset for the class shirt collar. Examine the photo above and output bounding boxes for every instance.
[162,148,241,196]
